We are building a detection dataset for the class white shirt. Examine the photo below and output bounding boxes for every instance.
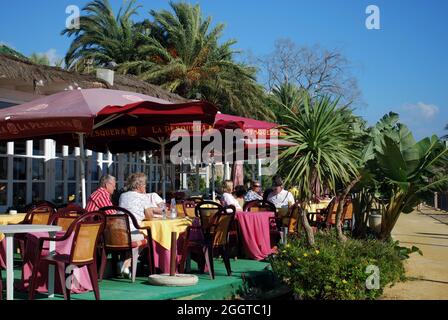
[119,191,164,231]
[267,189,295,209]
[222,192,242,210]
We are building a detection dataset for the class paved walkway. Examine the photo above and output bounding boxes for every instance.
[382,207,448,300]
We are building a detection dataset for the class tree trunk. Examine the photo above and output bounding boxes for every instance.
[335,176,361,242]
[300,202,315,247]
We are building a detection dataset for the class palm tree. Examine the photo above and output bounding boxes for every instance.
[29,53,50,66]
[278,93,361,246]
[62,0,144,72]
[269,82,306,124]
[119,2,273,119]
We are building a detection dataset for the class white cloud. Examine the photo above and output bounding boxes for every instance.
[39,48,63,67]
[402,102,439,120]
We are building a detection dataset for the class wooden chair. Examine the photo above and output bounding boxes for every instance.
[16,205,57,258]
[179,202,236,279]
[317,197,353,230]
[175,200,196,219]
[186,197,204,205]
[28,211,106,300]
[22,205,56,225]
[0,262,3,300]
[342,199,354,231]
[59,203,86,216]
[97,206,154,282]
[243,200,276,213]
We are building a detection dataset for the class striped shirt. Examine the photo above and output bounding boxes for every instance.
[85,187,114,214]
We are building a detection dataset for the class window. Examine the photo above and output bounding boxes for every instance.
[32,158,45,180]
[14,141,27,155]
[0,157,7,179]
[33,140,45,156]
[54,182,64,205]
[13,157,27,180]
[12,183,27,208]
[32,183,45,203]
[0,183,6,206]
[0,142,6,154]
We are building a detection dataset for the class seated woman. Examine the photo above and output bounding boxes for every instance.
[234,185,247,210]
[221,180,242,210]
[118,172,164,276]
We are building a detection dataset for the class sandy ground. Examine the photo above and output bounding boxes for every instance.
[381,207,448,300]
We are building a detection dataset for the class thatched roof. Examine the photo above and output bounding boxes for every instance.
[0,53,188,103]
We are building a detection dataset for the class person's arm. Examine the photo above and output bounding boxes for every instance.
[144,208,155,220]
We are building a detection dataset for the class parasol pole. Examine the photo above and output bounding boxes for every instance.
[161,140,166,202]
[78,133,87,208]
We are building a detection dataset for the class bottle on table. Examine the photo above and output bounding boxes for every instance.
[161,203,167,220]
[170,198,177,219]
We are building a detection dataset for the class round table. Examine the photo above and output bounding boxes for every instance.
[141,217,192,273]
[235,211,275,261]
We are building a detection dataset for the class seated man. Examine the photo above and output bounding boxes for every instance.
[118,172,164,276]
[85,174,116,214]
[266,176,295,209]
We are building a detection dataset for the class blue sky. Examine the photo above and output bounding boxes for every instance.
[0,0,447,140]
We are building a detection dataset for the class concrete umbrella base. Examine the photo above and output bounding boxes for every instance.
[147,231,198,286]
[148,274,199,287]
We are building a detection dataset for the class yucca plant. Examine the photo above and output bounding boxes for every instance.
[278,93,361,246]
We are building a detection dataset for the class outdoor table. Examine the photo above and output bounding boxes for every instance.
[235,211,275,261]
[305,200,332,221]
[141,217,192,274]
[18,230,93,296]
[0,213,26,241]
[0,224,61,300]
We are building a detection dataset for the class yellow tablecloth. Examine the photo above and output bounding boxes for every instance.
[0,213,26,241]
[305,200,332,213]
[141,217,192,250]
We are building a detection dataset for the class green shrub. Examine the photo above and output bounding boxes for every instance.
[269,232,408,300]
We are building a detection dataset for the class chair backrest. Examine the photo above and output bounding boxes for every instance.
[57,204,86,217]
[324,197,353,225]
[274,202,301,232]
[68,211,105,265]
[187,197,204,204]
[342,199,353,221]
[24,205,55,225]
[196,201,223,231]
[177,200,196,219]
[243,200,276,213]
[48,212,79,232]
[211,205,236,247]
[98,206,138,250]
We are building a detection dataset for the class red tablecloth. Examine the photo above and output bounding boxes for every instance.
[0,238,6,269]
[236,211,275,260]
[16,231,93,294]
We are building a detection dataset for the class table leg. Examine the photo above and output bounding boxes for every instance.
[5,234,14,300]
[48,231,56,298]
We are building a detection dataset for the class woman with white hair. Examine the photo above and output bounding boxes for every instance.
[118,172,164,276]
